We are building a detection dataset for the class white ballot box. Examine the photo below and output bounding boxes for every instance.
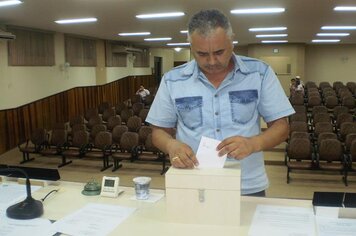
[165,163,241,226]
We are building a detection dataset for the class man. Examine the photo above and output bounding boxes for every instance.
[146,9,294,196]
[136,85,150,100]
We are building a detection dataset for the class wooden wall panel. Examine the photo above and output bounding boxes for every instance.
[0,75,156,155]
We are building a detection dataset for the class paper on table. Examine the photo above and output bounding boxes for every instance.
[53,203,136,236]
[0,183,42,212]
[316,216,356,236]
[196,136,226,168]
[0,213,54,236]
[248,204,316,236]
[130,193,164,203]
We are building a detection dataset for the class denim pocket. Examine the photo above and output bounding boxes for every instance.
[229,90,258,124]
[175,96,203,130]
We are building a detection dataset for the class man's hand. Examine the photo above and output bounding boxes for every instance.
[166,139,198,168]
[216,136,257,160]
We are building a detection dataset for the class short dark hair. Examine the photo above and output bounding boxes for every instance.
[187,9,233,41]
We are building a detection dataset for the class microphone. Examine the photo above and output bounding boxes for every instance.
[1,167,44,219]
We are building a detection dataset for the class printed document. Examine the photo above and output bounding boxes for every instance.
[0,183,41,211]
[249,204,316,236]
[316,216,356,236]
[53,203,136,236]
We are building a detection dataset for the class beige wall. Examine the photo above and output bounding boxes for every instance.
[2,34,356,110]
[305,44,356,85]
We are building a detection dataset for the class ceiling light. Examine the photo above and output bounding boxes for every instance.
[249,27,287,32]
[316,33,349,37]
[233,41,238,44]
[231,8,285,14]
[144,37,172,41]
[256,34,288,38]
[118,32,151,36]
[167,42,190,46]
[55,18,97,24]
[136,12,185,19]
[312,39,340,43]
[334,6,356,11]
[261,40,288,43]
[174,47,182,52]
[180,30,188,34]
[0,0,22,7]
[322,26,356,30]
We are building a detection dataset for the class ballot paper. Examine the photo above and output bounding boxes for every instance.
[53,203,136,236]
[248,204,316,236]
[196,136,227,168]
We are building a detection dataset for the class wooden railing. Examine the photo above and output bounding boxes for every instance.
[0,75,157,155]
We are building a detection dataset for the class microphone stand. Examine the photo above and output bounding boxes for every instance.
[1,167,43,219]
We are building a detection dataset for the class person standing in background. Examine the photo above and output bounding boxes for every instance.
[146,9,294,196]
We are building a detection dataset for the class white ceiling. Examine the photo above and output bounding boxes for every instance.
[1,0,356,48]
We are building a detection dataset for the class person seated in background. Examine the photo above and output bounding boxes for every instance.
[136,85,150,100]
[289,78,297,96]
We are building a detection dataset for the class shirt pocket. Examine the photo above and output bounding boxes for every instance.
[229,90,258,125]
[175,96,203,130]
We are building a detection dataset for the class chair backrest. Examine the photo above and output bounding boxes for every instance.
[102,107,116,122]
[90,124,107,140]
[346,82,356,93]
[120,132,139,152]
[49,129,67,146]
[112,125,128,144]
[94,131,112,150]
[106,116,122,131]
[126,116,142,132]
[84,108,98,121]
[314,122,333,137]
[52,122,66,130]
[144,95,154,106]
[324,96,339,109]
[289,113,307,123]
[312,105,328,118]
[69,115,84,127]
[319,81,331,90]
[336,113,353,128]
[333,106,349,118]
[71,124,86,134]
[333,81,344,91]
[289,121,309,135]
[313,113,331,125]
[292,105,307,114]
[339,122,356,141]
[86,115,103,130]
[290,131,310,140]
[72,130,89,148]
[342,96,355,109]
[345,133,356,152]
[30,128,47,145]
[350,140,356,159]
[98,102,111,114]
[307,95,321,108]
[120,108,134,123]
[132,102,144,116]
[115,102,127,115]
[138,126,152,145]
[139,108,150,123]
[287,138,313,160]
[290,94,304,105]
[317,132,337,147]
[131,94,142,104]
[319,139,343,162]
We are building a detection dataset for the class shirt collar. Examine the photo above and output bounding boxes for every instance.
[180,53,251,77]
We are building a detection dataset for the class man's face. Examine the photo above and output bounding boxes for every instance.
[190,27,234,76]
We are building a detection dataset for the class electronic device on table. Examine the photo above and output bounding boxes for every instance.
[100,176,122,198]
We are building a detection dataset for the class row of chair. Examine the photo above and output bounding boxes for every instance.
[18,124,169,175]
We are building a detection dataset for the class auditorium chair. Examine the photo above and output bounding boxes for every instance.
[111,131,139,171]
[85,131,113,171]
[18,127,47,164]
[60,130,90,168]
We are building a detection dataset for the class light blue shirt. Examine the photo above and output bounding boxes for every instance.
[146,54,295,194]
